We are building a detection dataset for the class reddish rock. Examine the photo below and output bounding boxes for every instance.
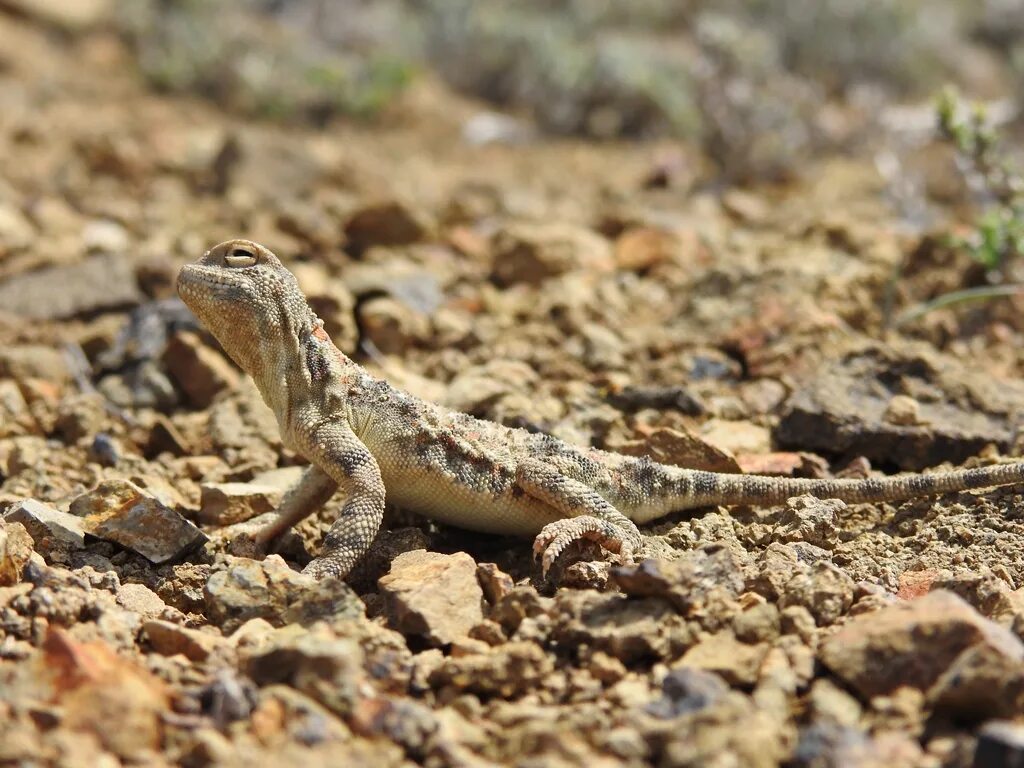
[820,590,1024,716]
[42,628,169,761]
[70,479,208,564]
[379,550,484,646]
[162,331,239,408]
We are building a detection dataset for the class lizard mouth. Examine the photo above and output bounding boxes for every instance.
[177,263,247,304]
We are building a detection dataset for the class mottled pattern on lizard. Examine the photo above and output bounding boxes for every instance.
[177,240,1024,578]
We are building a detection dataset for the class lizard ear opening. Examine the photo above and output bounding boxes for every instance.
[224,246,258,268]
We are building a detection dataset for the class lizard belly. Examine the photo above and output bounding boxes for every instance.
[380,466,558,537]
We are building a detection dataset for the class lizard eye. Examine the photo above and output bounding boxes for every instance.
[224,247,258,267]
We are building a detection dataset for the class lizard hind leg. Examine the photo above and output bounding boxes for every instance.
[515,458,643,576]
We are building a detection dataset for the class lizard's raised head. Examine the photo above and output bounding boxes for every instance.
[177,239,315,375]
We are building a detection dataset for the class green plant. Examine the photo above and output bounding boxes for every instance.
[892,87,1024,327]
[937,86,1024,272]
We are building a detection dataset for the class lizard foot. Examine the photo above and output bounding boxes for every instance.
[302,555,348,580]
[533,516,637,577]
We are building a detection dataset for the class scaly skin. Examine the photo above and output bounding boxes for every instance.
[178,240,1024,578]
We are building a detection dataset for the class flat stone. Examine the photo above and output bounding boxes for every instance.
[0,254,142,320]
[378,550,484,646]
[70,479,208,564]
[608,425,739,474]
[197,480,284,526]
[4,498,86,549]
[777,346,1024,470]
[699,419,772,457]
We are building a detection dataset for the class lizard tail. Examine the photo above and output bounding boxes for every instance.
[678,461,1024,509]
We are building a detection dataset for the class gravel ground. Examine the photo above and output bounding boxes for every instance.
[4,6,1024,768]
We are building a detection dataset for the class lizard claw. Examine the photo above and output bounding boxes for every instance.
[532,516,636,577]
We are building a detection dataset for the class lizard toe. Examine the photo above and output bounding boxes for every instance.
[533,516,633,577]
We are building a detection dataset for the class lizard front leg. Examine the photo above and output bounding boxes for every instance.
[516,458,643,576]
[297,421,386,579]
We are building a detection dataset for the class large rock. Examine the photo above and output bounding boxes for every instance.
[820,590,1024,717]
[69,479,208,564]
[378,550,483,646]
[777,346,1024,470]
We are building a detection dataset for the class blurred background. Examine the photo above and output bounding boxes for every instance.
[113,0,1022,182]
[2,0,1024,411]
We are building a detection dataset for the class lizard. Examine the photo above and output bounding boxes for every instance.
[177,239,1024,579]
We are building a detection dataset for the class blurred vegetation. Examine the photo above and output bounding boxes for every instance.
[115,0,1024,179]
[115,0,415,124]
[937,87,1024,273]
[893,88,1024,327]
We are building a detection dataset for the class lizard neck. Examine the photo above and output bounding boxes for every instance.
[248,303,320,427]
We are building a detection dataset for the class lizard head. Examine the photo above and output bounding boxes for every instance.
[177,239,315,374]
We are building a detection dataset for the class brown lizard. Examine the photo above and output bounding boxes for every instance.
[177,239,1024,579]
